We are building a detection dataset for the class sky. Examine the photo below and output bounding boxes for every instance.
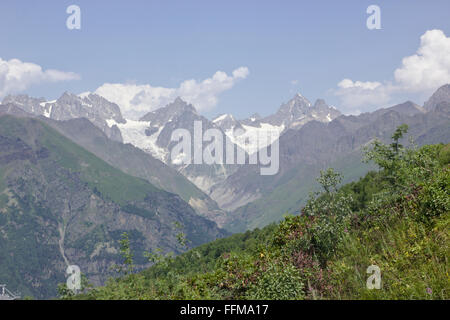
[1,0,450,119]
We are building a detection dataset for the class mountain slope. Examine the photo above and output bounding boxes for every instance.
[424,84,450,111]
[0,115,227,298]
[42,116,227,225]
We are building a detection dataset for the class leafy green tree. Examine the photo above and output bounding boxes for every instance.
[299,168,353,264]
[317,168,342,194]
[112,232,135,275]
[390,124,409,154]
[57,273,93,299]
[173,221,188,249]
[364,124,409,188]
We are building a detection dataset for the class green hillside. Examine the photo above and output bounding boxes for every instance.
[44,118,224,221]
[0,116,160,203]
[68,127,449,300]
[0,115,226,299]
[226,151,375,232]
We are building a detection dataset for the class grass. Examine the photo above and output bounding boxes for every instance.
[328,212,449,299]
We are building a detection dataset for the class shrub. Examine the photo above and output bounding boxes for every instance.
[246,263,305,300]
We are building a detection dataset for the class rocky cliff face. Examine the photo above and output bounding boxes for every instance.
[424,84,450,111]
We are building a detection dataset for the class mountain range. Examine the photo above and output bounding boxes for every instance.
[0,84,449,298]
[219,95,450,231]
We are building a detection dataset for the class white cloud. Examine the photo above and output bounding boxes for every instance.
[95,67,249,119]
[337,79,382,91]
[0,57,80,98]
[334,79,392,114]
[333,30,450,114]
[394,29,450,91]
[232,66,250,79]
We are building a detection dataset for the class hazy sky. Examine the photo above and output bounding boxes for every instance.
[1,0,450,119]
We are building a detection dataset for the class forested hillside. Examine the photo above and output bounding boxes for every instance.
[65,125,449,300]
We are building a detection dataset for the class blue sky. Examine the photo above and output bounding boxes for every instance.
[1,0,450,119]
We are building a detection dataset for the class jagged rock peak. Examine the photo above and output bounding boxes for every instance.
[139,97,198,122]
[424,84,450,111]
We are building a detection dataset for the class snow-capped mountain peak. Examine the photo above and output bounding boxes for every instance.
[3,92,125,142]
[255,94,341,128]
[212,113,234,123]
[212,113,240,131]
